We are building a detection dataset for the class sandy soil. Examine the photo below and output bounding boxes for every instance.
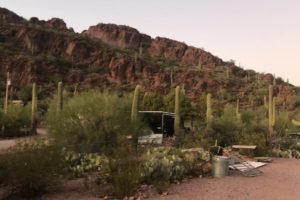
[151,158,300,200]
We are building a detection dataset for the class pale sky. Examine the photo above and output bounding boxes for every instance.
[1,0,300,86]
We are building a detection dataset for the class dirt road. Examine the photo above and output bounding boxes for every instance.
[0,128,47,154]
[152,158,300,200]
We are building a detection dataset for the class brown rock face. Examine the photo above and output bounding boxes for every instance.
[84,24,224,68]
[0,7,25,23]
[148,37,224,67]
[83,23,152,49]
[45,18,68,30]
[0,7,297,104]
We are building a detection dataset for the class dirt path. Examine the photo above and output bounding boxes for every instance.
[0,128,47,154]
[151,158,300,200]
[1,157,300,199]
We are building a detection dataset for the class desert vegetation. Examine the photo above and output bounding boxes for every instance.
[1,7,300,199]
[0,77,300,199]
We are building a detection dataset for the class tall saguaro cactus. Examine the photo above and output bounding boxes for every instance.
[268,85,273,136]
[206,93,212,128]
[57,82,63,113]
[236,98,241,120]
[263,95,268,109]
[174,86,181,135]
[31,83,37,131]
[4,72,11,114]
[131,85,140,124]
[226,67,230,79]
[256,73,261,85]
[272,97,276,126]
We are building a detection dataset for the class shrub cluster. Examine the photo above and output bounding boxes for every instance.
[47,91,138,154]
[0,139,64,196]
[64,151,110,182]
[0,105,32,138]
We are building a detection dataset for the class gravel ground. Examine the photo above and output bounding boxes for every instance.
[151,158,300,200]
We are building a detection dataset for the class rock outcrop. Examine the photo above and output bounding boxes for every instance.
[83,23,151,49]
[84,24,224,68]
[0,7,297,103]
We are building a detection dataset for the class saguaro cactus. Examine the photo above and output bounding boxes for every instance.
[268,85,273,136]
[256,74,260,85]
[57,82,63,113]
[31,83,37,131]
[236,98,241,120]
[226,67,230,79]
[272,97,276,126]
[206,93,212,128]
[263,95,268,109]
[174,86,181,135]
[4,72,11,114]
[131,85,140,124]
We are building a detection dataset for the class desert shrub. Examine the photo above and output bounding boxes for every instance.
[64,151,110,182]
[272,149,293,158]
[240,133,269,156]
[0,104,32,138]
[142,147,186,184]
[287,95,300,109]
[1,139,64,196]
[274,111,292,137]
[142,92,164,111]
[241,109,257,126]
[109,144,142,198]
[19,85,32,103]
[210,104,243,147]
[163,89,193,120]
[182,148,210,176]
[47,91,139,154]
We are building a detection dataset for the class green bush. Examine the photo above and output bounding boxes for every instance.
[274,111,292,137]
[0,104,32,138]
[240,133,269,156]
[210,104,243,147]
[64,151,110,182]
[142,92,164,111]
[163,89,193,120]
[182,148,210,176]
[47,91,139,154]
[142,147,186,184]
[109,144,142,198]
[1,139,64,196]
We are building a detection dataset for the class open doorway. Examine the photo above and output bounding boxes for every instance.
[139,111,175,137]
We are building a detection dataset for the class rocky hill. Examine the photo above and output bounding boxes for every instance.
[0,7,297,107]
